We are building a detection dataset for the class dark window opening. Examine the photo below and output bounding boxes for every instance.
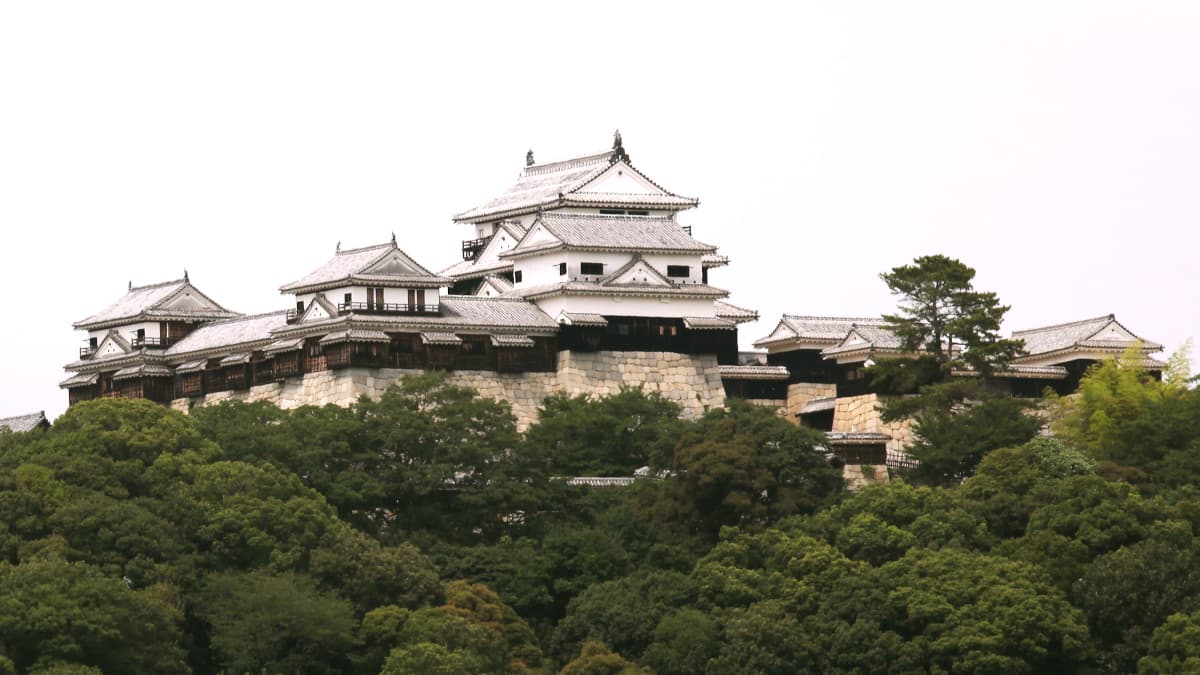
[558,262,567,276]
[580,262,604,276]
[296,300,304,313]
[628,209,649,216]
[89,337,98,348]
[514,270,523,283]
[599,208,624,215]
[667,265,690,278]
[344,292,352,304]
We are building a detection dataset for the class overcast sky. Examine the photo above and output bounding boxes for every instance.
[3,2,1197,422]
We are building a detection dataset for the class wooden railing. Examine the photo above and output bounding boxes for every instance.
[337,302,439,316]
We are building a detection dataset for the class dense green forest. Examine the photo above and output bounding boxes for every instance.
[1,360,1199,674]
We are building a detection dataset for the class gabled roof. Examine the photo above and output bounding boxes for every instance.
[474,276,514,297]
[280,241,449,294]
[754,315,886,349]
[821,323,904,360]
[0,411,49,433]
[164,311,289,358]
[74,278,238,330]
[501,213,715,259]
[1012,314,1163,359]
[600,254,676,287]
[453,133,698,223]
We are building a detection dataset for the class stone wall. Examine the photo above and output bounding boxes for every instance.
[785,382,837,421]
[556,350,726,420]
[831,393,915,465]
[171,350,727,430]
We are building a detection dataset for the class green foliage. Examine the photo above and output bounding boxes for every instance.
[900,391,1043,485]
[1055,352,1200,484]
[558,641,650,675]
[1138,610,1200,674]
[641,608,719,675]
[960,437,1096,538]
[551,570,697,664]
[192,570,359,674]
[879,254,1023,375]
[525,388,682,475]
[0,558,188,674]
[642,399,842,542]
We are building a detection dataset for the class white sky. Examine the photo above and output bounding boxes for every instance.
[3,2,1197,421]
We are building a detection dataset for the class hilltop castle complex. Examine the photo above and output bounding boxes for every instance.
[61,133,1164,470]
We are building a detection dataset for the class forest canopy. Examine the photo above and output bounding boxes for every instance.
[0,360,1197,673]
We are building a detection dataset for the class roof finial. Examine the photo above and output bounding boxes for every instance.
[612,129,628,162]
[183,269,189,282]
[336,240,341,253]
[526,149,535,166]
[391,231,396,245]
[128,280,132,290]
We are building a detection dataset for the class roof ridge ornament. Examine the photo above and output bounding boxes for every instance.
[183,269,189,282]
[336,240,341,253]
[526,149,535,166]
[391,231,397,245]
[612,129,629,163]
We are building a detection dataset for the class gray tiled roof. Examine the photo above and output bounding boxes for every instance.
[59,372,99,388]
[1012,314,1163,357]
[503,213,715,257]
[714,300,758,322]
[165,312,289,357]
[490,334,536,348]
[758,315,887,347]
[74,279,238,329]
[556,312,608,326]
[280,242,447,293]
[113,364,173,380]
[821,323,903,357]
[0,411,48,432]
[453,145,697,223]
[718,365,791,380]
[437,296,558,330]
[684,316,736,330]
[440,256,513,280]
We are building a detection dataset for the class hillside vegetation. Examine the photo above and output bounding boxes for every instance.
[0,364,1198,674]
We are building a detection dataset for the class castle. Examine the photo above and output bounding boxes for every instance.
[61,133,1164,470]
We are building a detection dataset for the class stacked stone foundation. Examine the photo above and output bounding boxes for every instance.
[172,350,727,430]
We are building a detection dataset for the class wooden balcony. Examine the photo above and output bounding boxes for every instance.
[462,236,490,261]
[130,336,173,349]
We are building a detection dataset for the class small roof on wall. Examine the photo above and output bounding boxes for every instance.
[0,411,49,432]
[754,315,888,350]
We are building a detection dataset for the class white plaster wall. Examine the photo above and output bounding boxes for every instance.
[534,295,718,320]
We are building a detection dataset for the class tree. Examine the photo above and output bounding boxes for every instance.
[879,254,1023,377]
[192,570,359,675]
[873,255,1036,484]
[641,400,843,542]
[0,558,188,674]
[523,388,682,476]
[558,641,650,675]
